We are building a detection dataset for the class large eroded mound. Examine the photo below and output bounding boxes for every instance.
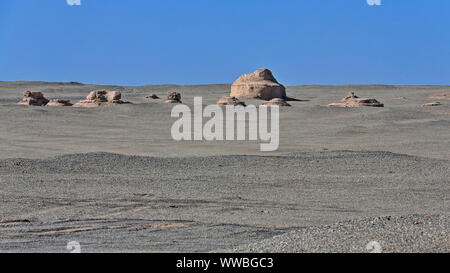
[231,69,287,100]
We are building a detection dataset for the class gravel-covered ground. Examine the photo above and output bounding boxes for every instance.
[0,82,449,252]
[230,215,450,253]
[0,151,449,252]
[1,82,449,159]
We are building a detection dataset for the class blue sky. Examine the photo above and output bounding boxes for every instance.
[0,0,449,86]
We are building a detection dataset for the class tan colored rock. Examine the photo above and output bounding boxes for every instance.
[262,98,291,107]
[146,94,160,99]
[18,91,49,106]
[231,69,286,100]
[422,102,442,107]
[217,96,246,106]
[73,90,129,107]
[165,92,182,103]
[106,91,122,102]
[47,99,73,107]
[328,92,384,107]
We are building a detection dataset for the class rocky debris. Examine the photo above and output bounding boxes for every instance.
[12,162,23,167]
[165,92,182,103]
[262,98,291,107]
[18,91,49,106]
[393,96,407,100]
[145,94,160,99]
[391,97,408,104]
[47,99,73,107]
[429,92,450,100]
[422,102,443,107]
[328,92,384,107]
[231,69,286,100]
[73,90,129,107]
[217,96,246,106]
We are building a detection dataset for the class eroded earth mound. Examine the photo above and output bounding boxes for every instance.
[18,91,49,106]
[217,96,246,106]
[262,98,291,107]
[73,90,128,107]
[328,92,384,107]
[165,92,182,103]
[422,102,443,107]
[231,69,286,100]
[47,99,73,107]
[145,94,160,99]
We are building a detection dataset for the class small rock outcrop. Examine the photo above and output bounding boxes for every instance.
[217,96,246,106]
[165,92,182,103]
[422,102,442,107]
[262,98,291,107]
[18,91,49,106]
[47,99,73,107]
[328,92,384,107]
[231,69,286,100]
[429,92,450,100]
[73,90,129,107]
[146,94,160,99]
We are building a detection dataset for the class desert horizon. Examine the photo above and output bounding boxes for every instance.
[1,72,449,253]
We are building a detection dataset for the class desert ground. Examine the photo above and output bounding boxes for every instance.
[0,81,449,252]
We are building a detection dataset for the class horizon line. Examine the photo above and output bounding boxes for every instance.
[1,80,449,88]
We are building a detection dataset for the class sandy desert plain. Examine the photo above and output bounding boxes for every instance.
[0,75,449,253]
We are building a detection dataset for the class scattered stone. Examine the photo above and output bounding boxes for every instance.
[165,92,182,103]
[262,98,291,107]
[393,96,407,101]
[73,90,129,107]
[47,99,73,107]
[422,102,442,107]
[18,91,49,106]
[146,94,160,99]
[217,96,246,106]
[231,69,287,100]
[391,97,407,105]
[429,92,450,100]
[133,193,154,198]
[328,92,384,107]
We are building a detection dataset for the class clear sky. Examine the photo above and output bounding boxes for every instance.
[0,0,449,86]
